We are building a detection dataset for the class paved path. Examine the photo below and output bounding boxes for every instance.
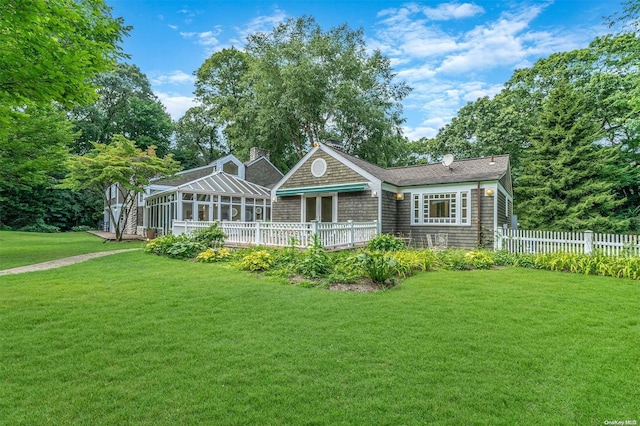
[0,249,141,276]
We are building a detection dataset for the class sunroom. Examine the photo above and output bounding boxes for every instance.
[144,171,272,236]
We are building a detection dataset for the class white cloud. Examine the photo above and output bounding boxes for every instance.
[403,125,439,140]
[422,3,485,21]
[234,8,287,43]
[168,24,178,30]
[180,28,224,52]
[150,70,195,86]
[155,92,197,120]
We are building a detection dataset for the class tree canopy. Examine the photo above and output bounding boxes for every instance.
[195,17,411,170]
[70,63,173,156]
[0,0,129,116]
[60,135,181,240]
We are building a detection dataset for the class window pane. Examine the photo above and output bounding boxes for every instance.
[321,196,333,222]
[182,203,193,220]
[305,197,316,222]
[429,200,449,218]
[198,204,209,221]
[197,194,210,202]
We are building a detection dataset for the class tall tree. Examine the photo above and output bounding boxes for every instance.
[195,17,410,170]
[60,135,181,241]
[516,81,628,232]
[0,0,129,120]
[172,106,226,168]
[70,63,173,156]
[0,104,75,228]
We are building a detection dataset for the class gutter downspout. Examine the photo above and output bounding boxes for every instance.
[477,181,482,247]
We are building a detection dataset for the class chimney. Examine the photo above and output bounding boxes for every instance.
[250,147,270,161]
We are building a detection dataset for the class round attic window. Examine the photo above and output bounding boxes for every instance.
[311,158,327,177]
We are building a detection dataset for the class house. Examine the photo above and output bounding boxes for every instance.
[271,143,513,249]
[104,148,283,236]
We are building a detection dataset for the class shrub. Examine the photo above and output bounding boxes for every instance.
[366,234,405,252]
[296,235,330,278]
[239,250,275,272]
[71,225,94,232]
[192,223,226,248]
[18,220,60,233]
[389,250,433,278]
[327,252,363,284]
[465,250,495,269]
[145,234,206,259]
[196,247,231,263]
[357,251,398,285]
[436,249,472,270]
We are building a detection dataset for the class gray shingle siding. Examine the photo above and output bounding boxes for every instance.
[337,192,378,223]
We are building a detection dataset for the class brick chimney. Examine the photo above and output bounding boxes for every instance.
[250,147,270,161]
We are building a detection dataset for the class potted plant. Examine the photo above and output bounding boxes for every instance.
[145,227,157,240]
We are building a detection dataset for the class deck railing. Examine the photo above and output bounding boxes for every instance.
[495,228,640,257]
[172,220,379,249]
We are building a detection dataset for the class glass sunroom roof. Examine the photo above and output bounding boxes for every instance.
[149,171,271,198]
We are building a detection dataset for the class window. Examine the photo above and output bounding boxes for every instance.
[412,191,470,226]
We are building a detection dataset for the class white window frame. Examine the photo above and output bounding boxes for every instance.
[411,190,471,226]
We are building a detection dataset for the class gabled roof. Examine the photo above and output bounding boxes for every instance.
[153,164,217,186]
[325,145,510,186]
[149,171,271,199]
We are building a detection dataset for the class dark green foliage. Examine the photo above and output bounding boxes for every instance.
[366,233,406,251]
[191,223,226,248]
[516,80,627,232]
[69,63,173,156]
[17,220,60,233]
[71,225,94,232]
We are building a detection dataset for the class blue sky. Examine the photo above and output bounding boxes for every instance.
[108,0,619,140]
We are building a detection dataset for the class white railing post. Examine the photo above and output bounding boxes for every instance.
[311,220,319,245]
[584,230,593,255]
[255,221,262,246]
[348,220,355,248]
[495,226,503,250]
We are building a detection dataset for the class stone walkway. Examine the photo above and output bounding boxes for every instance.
[0,249,141,276]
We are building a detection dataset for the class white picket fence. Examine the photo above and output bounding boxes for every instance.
[495,228,640,257]
[172,220,379,249]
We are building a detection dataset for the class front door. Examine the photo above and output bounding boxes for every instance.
[304,195,335,222]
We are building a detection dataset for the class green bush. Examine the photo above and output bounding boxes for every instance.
[327,252,363,284]
[196,247,231,263]
[435,249,472,270]
[357,251,398,285]
[366,234,405,252]
[192,223,226,248]
[70,225,94,232]
[296,235,330,278]
[18,220,60,233]
[239,250,275,272]
[145,234,206,259]
[466,250,495,269]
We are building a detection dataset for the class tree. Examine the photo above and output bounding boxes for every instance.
[0,103,75,228]
[0,0,129,118]
[60,135,181,241]
[195,17,411,170]
[172,106,226,168]
[70,63,173,156]
[516,81,628,232]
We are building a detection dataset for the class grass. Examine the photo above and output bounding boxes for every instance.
[1,247,638,424]
[0,231,144,270]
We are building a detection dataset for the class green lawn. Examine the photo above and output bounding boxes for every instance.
[1,249,638,425]
[0,231,144,270]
